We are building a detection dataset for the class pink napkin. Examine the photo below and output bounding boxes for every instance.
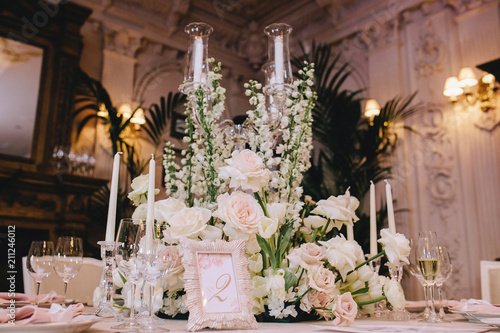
[0,291,64,304]
[0,303,84,325]
[448,299,500,313]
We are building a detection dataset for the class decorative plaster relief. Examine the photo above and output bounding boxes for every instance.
[238,21,267,70]
[103,27,144,58]
[474,107,500,131]
[414,21,444,78]
[419,102,464,295]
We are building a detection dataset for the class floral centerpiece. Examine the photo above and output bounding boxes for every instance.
[121,55,411,327]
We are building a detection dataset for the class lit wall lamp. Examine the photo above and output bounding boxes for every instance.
[364,98,381,124]
[97,103,108,118]
[118,103,145,130]
[443,67,497,112]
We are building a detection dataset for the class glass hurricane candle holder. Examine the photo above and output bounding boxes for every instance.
[179,22,213,95]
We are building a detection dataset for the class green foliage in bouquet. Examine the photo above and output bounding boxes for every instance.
[292,43,420,250]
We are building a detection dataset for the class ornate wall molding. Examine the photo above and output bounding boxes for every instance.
[103,26,144,58]
[414,21,444,77]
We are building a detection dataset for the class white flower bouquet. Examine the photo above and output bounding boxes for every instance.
[123,60,410,326]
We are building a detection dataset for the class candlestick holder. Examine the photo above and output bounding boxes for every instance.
[368,256,389,318]
[388,263,412,321]
[94,240,121,317]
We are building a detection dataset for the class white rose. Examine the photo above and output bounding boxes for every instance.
[319,235,363,281]
[131,203,147,219]
[384,278,406,309]
[259,216,278,239]
[128,174,159,206]
[303,215,334,233]
[218,149,271,191]
[155,197,186,223]
[311,189,359,227]
[199,225,223,241]
[162,207,211,242]
[213,192,264,240]
[378,228,411,269]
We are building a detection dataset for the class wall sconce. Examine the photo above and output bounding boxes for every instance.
[118,103,145,130]
[97,103,108,118]
[443,67,497,112]
[364,98,381,123]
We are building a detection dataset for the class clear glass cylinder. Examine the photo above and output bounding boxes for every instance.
[180,22,213,94]
[263,23,293,88]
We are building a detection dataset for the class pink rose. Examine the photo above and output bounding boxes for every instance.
[288,243,325,269]
[300,289,331,314]
[213,192,264,240]
[308,266,337,294]
[218,149,271,191]
[332,292,358,327]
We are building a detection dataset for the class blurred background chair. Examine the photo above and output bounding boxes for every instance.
[23,256,103,304]
[480,260,500,304]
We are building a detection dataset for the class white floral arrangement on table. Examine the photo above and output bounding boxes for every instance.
[123,59,411,326]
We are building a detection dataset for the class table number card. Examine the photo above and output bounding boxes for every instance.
[181,238,258,332]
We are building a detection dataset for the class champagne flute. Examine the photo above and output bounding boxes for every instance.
[27,240,55,305]
[416,231,441,323]
[53,236,83,304]
[436,246,453,319]
[408,239,430,319]
[112,218,145,330]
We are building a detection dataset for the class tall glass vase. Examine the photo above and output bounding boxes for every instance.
[388,264,411,321]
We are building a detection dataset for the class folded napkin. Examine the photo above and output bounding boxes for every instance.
[0,302,84,325]
[0,291,64,304]
[448,298,500,313]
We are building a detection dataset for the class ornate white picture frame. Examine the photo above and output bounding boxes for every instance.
[180,238,258,332]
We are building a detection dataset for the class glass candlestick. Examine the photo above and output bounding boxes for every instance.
[94,241,120,317]
[368,257,389,318]
[262,23,294,114]
[388,264,412,321]
[179,22,213,95]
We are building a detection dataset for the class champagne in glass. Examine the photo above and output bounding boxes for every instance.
[27,240,55,305]
[416,231,441,323]
[54,236,83,304]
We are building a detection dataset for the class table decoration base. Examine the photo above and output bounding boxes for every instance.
[94,241,120,318]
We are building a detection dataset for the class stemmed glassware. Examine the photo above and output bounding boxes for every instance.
[416,231,441,323]
[137,223,173,332]
[112,218,145,330]
[408,239,430,319]
[53,236,83,305]
[26,240,55,305]
[436,246,453,319]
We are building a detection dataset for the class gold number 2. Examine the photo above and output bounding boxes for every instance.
[207,273,231,303]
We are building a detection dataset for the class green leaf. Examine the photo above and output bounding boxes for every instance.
[256,234,276,269]
[283,268,298,291]
[118,270,127,284]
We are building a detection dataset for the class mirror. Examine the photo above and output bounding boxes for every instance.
[0,37,43,158]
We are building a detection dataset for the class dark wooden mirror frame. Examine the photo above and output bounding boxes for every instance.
[0,0,91,171]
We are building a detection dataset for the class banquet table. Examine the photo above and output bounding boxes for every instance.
[84,314,499,332]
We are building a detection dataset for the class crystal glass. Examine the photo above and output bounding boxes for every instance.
[27,240,54,305]
[112,218,145,330]
[416,231,441,323]
[436,246,453,319]
[408,239,430,319]
[137,223,172,332]
[53,236,83,304]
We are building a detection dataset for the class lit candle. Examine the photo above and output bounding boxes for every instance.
[192,37,203,83]
[274,36,284,84]
[370,181,377,256]
[347,224,354,241]
[105,152,122,242]
[385,180,396,234]
[145,155,155,252]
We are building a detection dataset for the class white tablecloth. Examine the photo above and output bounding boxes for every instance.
[87,315,498,332]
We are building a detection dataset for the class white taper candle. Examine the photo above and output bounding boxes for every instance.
[105,152,121,242]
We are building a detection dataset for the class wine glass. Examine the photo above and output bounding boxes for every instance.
[408,239,430,319]
[112,218,145,330]
[26,240,55,305]
[416,231,441,323]
[436,246,453,319]
[137,222,172,331]
[53,236,83,304]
